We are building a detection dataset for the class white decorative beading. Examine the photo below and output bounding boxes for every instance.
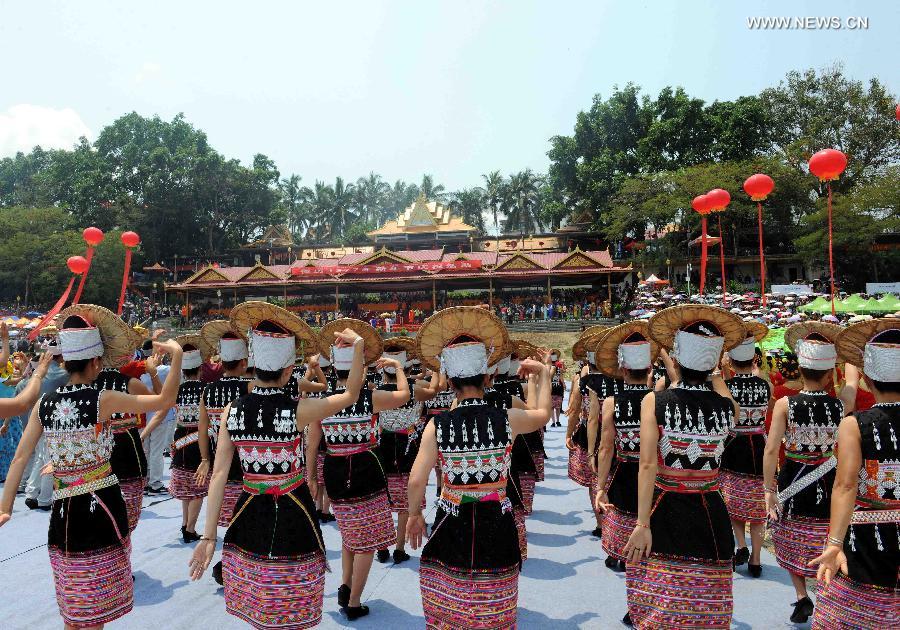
[863,342,900,383]
[58,327,103,361]
[796,339,836,370]
[728,337,756,362]
[440,342,488,378]
[673,330,724,371]
[220,337,248,361]
[250,330,295,371]
[618,341,651,370]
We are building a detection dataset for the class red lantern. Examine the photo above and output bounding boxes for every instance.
[121,231,140,248]
[808,149,847,182]
[895,103,899,120]
[67,255,89,274]
[743,174,775,201]
[706,188,731,212]
[83,226,104,246]
[691,194,710,215]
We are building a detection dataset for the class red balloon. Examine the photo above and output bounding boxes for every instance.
[808,149,847,182]
[743,174,775,201]
[896,103,900,120]
[67,255,89,274]
[121,231,140,248]
[707,188,731,212]
[83,226,104,246]
[691,194,708,214]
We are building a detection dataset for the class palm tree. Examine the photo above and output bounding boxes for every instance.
[450,188,486,233]
[302,181,335,241]
[331,176,356,239]
[504,170,544,236]
[381,180,417,224]
[355,172,389,226]
[278,174,303,237]
[418,174,446,201]
[482,171,505,236]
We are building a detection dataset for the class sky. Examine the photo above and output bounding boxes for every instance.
[1,0,897,191]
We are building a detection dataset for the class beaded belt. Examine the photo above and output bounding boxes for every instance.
[243,472,305,496]
[438,486,510,516]
[326,442,374,456]
[111,415,140,433]
[656,470,720,493]
[777,456,837,505]
[850,508,900,525]
[731,425,766,435]
[53,464,119,500]
[615,452,641,462]
[172,430,213,451]
[785,450,834,464]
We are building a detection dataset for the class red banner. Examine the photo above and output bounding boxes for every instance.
[290,259,483,277]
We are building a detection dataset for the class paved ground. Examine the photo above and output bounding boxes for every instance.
[1,414,810,629]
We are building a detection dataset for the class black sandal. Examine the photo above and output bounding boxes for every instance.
[337,584,350,609]
[344,605,370,621]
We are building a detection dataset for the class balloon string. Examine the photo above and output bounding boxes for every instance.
[29,275,76,341]
[828,182,835,316]
[72,247,94,305]
[757,201,766,307]
[117,248,133,316]
[718,214,727,304]
[699,217,708,296]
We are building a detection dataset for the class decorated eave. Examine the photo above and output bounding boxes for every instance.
[167,246,631,292]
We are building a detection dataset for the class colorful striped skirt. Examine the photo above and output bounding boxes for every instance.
[520,473,536,515]
[331,490,396,553]
[771,514,828,578]
[568,445,595,488]
[218,482,244,528]
[420,559,519,629]
[48,541,133,628]
[168,466,208,500]
[118,476,146,532]
[222,545,326,630]
[534,453,545,482]
[601,506,636,563]
[812,573,899,629]
[387,473,426,513]
[513,506,527,560]
[719,470,766,524]
[627,554,733,629]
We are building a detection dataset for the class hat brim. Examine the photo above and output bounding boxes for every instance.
[200,319,247,353]
[57,304,143,368]
[230,301,319,359]
[174,333,214,360]
[511,338,540,360]
[383,335,417,360]
[785,321,842,353]
[416,306,509,372]
[745,321,770,343]
[573,329,607,361]
[836,318,900,368]
[648,305,746,351]
[595,321,660,377]
[319,318,383,365]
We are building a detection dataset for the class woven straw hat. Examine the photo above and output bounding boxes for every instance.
[785,321,842,352]
[594,321,660,377]
[580,325,610,340]
[174,333,214,360]
[319,318,383,365]
[416,306,509,372]
[512,339,540,360]
[230,301,319,359]
[744,321,770,343]
[836,318,900,368]
[57,304,143,368]
[648,305,745,351]
[200,319,246,351]
[384,335,417,360]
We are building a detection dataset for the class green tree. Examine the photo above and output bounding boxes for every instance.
[482,170,505,235]
[450,188,486,233]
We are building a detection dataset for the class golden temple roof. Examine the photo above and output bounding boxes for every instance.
[368,194,477,236]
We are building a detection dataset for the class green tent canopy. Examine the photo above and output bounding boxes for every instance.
[799,296,830,313]
[840,294,867,312]
[876,293,900,312]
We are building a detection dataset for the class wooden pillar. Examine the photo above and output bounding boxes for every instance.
[432,279,437,311]
[334,284,339,312]
[489,276,493,307]
[282,284,287,306]
[546,275,551,302]
[185,290,190,321]
[607,273,612,305]
[233,288,238,307]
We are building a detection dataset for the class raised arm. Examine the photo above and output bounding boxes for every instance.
[0,404,44,525]
[295,330,364,427]
[508,360,552,437]
[623,392,658,562]
[0,352,52,419]
[837,363,859,415]
[101,339,183,418]
[372,359,410,413]
[808,415,861,584]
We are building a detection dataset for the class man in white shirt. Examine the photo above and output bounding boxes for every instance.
[141,358,175,494]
